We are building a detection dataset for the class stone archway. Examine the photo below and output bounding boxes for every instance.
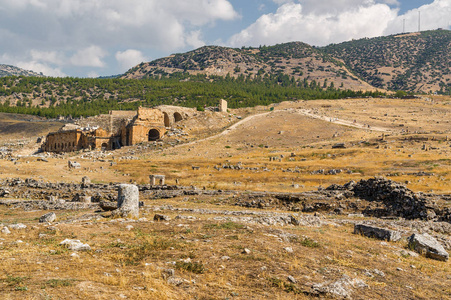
[174,112,183,122]
[163,112,170,127]
[148,129,160,141]
[101,143,108,150]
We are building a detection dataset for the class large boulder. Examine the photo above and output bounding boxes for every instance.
[354,224,402,242]
[407,233,449,261]
[114,184,139,218]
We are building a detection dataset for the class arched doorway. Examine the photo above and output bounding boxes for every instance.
[163,112,170,127]
[101,143,108,150]
[174,112,183,122]
[148,129,160,141]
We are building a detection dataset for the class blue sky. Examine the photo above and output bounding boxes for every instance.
[0,0,448,78]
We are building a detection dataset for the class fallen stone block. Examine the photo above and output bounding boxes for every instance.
[407,233,449,261]
[100,201,117,211]
[354,224,401,242]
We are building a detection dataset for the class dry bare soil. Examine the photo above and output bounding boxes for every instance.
[0,96,450,299]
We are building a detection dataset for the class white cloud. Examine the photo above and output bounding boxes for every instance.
[229,2,397,47]
[87,71,99,78]
[115,49,148,71]
[70,46,107,67]
[30,50,65,65]
[186,31,206,49]
[381,0,400,5]
[0,0,238,76]
[385,0,451,34]
[229,0,451,47]
[17,61,66,77]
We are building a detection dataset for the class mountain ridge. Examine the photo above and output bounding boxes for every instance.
[123,29,451,94]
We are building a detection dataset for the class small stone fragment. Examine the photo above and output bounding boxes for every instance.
[154,214,171,221]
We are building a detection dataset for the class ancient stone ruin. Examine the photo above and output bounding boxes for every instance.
[41,106,192,153]
[150,175,166,186]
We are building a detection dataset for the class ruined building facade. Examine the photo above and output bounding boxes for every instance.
[42,107,178,153]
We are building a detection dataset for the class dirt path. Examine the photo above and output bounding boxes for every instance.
[295,109,393,133]
[175,112,271,148]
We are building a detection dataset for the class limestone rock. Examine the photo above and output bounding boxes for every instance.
[60,239,91,251]
[354,224,402,242]
[100,201,117,211]
[312,275,367,298]
[407,233,449,261]
[1,226,11,234]
[154,214,171,221]
[39,212,56,223]
[9,223,27,230]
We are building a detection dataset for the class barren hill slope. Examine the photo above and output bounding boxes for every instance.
[122,43,375,91]
[322,30,451,93]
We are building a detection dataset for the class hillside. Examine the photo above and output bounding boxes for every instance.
[123,30,451,94]
[0,76,381,118]
[0,64,43,78]
[122,43,375,92]
[322,30,451,93]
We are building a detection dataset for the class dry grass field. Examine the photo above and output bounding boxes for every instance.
[0,96,450,299]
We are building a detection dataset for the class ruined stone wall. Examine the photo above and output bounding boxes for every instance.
[156,105,195,127]
[135,107,164,123]
[128,108,166,144]
[43,130,83,152]
[109,110,137,118]
[43,107,170,152]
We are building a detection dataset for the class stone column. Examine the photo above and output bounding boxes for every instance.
[116,184,139,219]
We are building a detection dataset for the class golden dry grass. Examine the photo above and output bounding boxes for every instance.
[0,199,450,299]
[0,97,450,299]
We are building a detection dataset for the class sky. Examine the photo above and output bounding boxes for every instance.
[0,0,449,78]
